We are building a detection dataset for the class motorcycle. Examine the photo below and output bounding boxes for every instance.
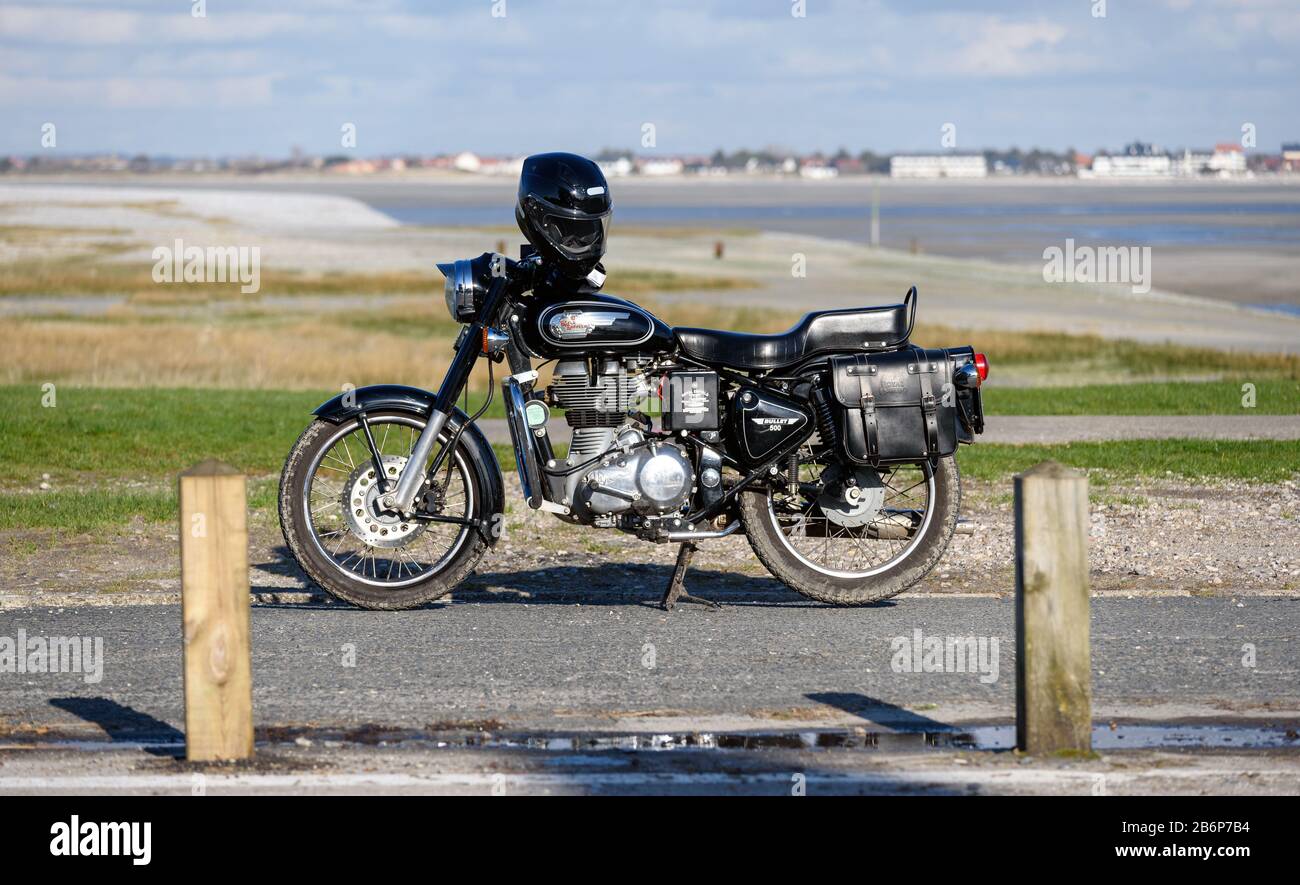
[279,249,987,611]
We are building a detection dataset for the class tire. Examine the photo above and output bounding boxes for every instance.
[739,455,961,605]
[279,411,492,610]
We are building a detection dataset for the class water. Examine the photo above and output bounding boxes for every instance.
[374,191,1300,262]
[1250,302,1300,318]
[22,724,1297,754]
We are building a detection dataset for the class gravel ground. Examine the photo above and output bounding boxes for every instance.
[2,473,1297,608]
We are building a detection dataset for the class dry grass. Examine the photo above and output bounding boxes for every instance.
[0,316,455,389]
[5,291,1296,390]
[0,224,132,242]
[0,258,752,299]
[912,323,1300,379]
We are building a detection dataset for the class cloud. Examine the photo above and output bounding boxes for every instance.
[0,73,276,109]
[0,4,317,45]
[0,0,1295,155]
[932,18,1086,77]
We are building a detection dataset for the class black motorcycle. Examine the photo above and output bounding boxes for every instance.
[279,153,987,610]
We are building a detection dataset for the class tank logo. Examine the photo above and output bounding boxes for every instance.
[549,310,628,340]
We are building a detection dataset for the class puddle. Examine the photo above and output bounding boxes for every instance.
[10,725,1297,754]
[450,725,1299,753]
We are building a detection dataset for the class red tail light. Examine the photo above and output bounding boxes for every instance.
[973,353,989,382]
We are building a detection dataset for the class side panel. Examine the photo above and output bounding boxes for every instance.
[311,384,506,545]
[730,386,812,466]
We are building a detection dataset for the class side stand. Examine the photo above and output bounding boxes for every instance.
[660,542,721,611]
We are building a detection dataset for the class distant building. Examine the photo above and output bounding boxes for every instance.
[638,158,684,176]
[889,154,988,179]
[1087,153,1172,177]
[1284,143,1300,173]
[1176,149,1213,176]
[799,163,839,179]
[1208,143,1246,175]
[328,158,378,175]
[452,151,481,173]
[598,156,633,177]
[1087,141,1180,178]
[1171,144,1247,177]
[832,156,865,175]
[476,155,525,176]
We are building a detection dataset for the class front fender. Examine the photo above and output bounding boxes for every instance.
[313,384,438,422]
[312,384,505,546]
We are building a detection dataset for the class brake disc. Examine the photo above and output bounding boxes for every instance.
[817,464,886,528]
[341,455,428,549]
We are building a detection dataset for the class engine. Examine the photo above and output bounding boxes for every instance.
[549,359,694,525]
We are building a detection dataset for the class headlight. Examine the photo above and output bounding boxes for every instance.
[436,254,495,323]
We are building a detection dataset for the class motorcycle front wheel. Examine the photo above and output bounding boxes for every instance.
[278,410,491,610]
[738,453,960,605]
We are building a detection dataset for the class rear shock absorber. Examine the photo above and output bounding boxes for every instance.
[787,450,800,499]
[812,382,839,450]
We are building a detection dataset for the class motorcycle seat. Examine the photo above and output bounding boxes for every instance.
[674,299,912,371]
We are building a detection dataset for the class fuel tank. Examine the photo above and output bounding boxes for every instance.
[517,292,676,359]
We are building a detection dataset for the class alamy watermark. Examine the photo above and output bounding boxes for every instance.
[0,629,104,684]
[151,238,261,294]
[890,629,999,684]
[50,815,150,865]
[1042,238,1151,295]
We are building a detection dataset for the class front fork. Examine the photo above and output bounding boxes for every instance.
[380,330,480,515]
[382,294,535,516]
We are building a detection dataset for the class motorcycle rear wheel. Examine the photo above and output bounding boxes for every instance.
[739,454,960,605]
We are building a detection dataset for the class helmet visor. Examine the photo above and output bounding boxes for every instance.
[540,212,609,257]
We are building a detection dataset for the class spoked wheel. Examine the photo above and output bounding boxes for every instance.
[279,410,490,610]
[739,446,960,605]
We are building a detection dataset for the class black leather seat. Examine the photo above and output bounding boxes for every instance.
[674,301,912,371]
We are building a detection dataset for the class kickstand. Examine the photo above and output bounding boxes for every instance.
[660,542,721,611]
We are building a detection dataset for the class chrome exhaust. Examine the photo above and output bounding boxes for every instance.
[502,375,545,509]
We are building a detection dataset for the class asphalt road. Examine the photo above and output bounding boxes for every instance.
[2,596,1296,741]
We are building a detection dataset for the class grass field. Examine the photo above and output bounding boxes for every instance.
[4,439,1292,532]
[4,385,1295,486]
[2,385,1296,531]
[980,379,1300,415]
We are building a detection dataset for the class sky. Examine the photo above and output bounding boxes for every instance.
[1,0,1297,157]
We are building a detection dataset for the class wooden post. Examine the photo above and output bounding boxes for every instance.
[1015,460,1091,754]
[714,240,725,259]
[179,459,253,761]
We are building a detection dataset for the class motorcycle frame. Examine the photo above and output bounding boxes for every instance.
[383,266,818,534]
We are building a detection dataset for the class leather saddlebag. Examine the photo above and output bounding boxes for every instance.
[828,346,959,464]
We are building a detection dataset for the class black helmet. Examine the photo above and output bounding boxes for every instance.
[516,152,612,278]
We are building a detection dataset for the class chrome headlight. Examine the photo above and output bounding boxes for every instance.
[437,257,484,323]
